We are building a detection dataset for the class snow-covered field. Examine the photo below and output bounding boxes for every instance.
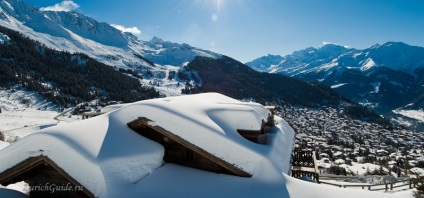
[345,163,387,176]
[393,109,424,123]
[319,179,415,197]
[0,89,79,142]
[410,167,424,176]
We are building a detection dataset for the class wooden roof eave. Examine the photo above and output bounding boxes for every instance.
[0,155,94,198]
[127,117,252,177]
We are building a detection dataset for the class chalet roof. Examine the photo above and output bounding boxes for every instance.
[0,93,295,197]
[0,155,93,197]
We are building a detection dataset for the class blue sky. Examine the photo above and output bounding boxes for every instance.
[23,0,424,62]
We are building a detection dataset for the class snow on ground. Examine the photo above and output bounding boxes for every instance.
[391,117,414,127]
[318,179,414,197]
[284,174,402,198]
[361,58,377,71]
[393,109,424,123]
[0,88,79,142]
[410,167,424,176]
[0,141,9,150]
[346,163,385,176]
[370,82,381,93]
[331,83,348,89]
[317,158,331,168]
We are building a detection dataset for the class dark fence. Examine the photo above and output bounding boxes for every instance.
[319,178,419,191]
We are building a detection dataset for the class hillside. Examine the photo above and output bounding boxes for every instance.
[0,26,160,107]
[184,56,390,126]
[186,56,346,107]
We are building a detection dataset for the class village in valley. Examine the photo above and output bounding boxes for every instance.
[277,104,424,182]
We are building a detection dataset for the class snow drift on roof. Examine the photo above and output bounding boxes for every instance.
[0,93,294,197]
[0,93,403,197]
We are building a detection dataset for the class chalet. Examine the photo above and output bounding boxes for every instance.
[0,156,92,197]
[127,117,253,177]
[0,93,295,197]
[80,111,103,120]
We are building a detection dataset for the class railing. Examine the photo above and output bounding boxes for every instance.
[319,178,418,191]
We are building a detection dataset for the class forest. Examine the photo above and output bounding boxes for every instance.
[0,26,160,108]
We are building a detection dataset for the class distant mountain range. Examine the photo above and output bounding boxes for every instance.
[0,0,390,126]
[246,42,424,127]
[0,0,220,68]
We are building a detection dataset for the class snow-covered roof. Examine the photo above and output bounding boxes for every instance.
[0,93,403,197]
[0,93,295,197]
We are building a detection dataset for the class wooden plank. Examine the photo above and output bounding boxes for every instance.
[319,181,343,187]
[312,151,318,173]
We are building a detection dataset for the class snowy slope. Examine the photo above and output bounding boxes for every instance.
[0,0,223,97]
[0,88,79,142]
[0,0,220,74]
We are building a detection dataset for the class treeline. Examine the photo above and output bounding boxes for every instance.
[0,26,160,107]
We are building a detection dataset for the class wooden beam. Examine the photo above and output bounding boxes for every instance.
[128,117,252,177]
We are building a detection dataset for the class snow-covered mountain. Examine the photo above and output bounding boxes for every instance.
[0,0,221,96]
[247,44,354,75]
[247,42,424,76]
[247,42,424,126]
[0,0,220,67]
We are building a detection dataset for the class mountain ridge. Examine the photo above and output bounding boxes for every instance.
[246,42,424,128]
[0,0,220,69]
